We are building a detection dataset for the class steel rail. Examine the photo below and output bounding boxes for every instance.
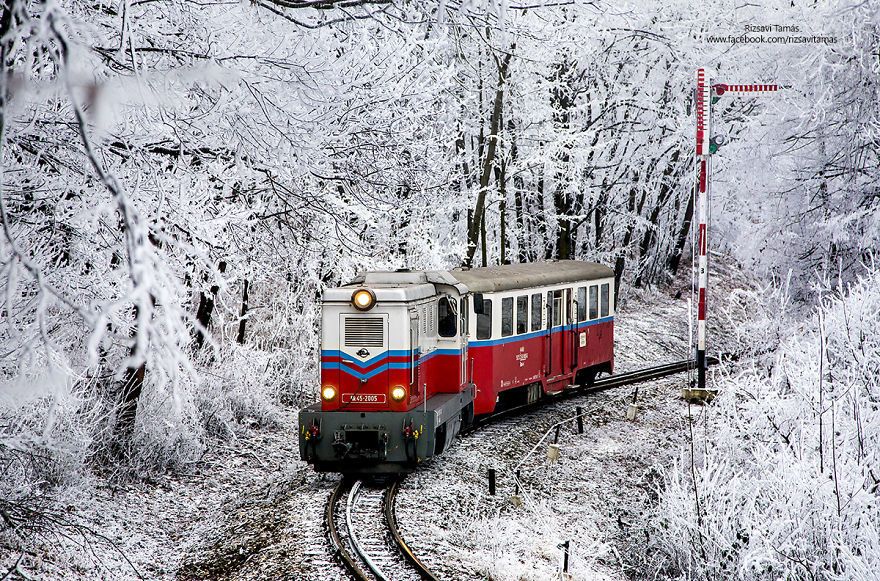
[326,357,723,580]
[346,481,390,581]
[326,476,442,581]
[466,356,720,433]
[385,478,441,581]
[326,477,371,580]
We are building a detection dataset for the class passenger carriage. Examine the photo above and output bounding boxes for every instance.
[299,260,615,475]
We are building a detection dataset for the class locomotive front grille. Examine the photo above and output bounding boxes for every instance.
[344,316,384,347]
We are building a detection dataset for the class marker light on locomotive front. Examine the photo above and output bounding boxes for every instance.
[299,261,615,475]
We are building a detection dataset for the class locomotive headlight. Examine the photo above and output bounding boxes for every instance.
[321,385,337,401]
[390,385,407,402]
[351,288,376,311]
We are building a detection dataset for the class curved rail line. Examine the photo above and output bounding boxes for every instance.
[466,356,720,433]
[325,357,723,580]
[326,476,439,581]
[385,479,439,581]
[326,477,369,579]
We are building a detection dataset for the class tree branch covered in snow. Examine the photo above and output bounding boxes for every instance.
[648,261,880,578]
[0,0,877,576]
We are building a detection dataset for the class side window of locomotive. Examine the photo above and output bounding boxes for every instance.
[552,290,563,327]
[600,283,610,318]
[501,297,514,337]
[530,294,542,332]
[516,296,528,335]
[589,285,599,319]
[577,287,587,322]
[476,299,493,340]
[438,297,456,338]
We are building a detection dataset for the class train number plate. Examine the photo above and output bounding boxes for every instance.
[341,393,387,404]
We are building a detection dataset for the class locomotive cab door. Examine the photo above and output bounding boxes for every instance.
[459,297,469,386]
[409,311,420,398]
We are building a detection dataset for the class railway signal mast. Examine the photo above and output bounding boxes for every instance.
[693,68,779,394]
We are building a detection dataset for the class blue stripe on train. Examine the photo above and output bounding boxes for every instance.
[321,348,461,378]
[320,361,411,381]
[468,316,613,348]
[320,349,415,367]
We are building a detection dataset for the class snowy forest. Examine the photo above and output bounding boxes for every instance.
[1,0,878,579]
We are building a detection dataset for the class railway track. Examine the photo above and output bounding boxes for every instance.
[467,356,719,432]
[326,476,439,581]
[324,357,720,580]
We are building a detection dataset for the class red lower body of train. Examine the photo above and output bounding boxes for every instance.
[300,317,613,474]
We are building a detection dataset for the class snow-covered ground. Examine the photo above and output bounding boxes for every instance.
[395,256,753,581]
[1,256,755,580]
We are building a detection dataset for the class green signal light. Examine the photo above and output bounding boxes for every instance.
[708,135,726,155]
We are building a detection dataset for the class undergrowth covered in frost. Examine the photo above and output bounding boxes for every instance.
[650,263,880,579]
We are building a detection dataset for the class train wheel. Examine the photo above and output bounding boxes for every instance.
[461,401,475,428]
[576,368,598,386]
[434,423,447,455]
[527,383,541,404]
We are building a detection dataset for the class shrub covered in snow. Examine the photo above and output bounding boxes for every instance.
[650,263,880,579]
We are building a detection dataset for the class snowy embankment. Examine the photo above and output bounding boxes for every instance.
[395,256,754,581]
[19,257,876,581]
[648,265,880,579]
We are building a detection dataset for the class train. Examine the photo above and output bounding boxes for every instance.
[299,260,615,475]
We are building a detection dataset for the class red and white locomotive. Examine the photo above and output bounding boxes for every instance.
[299,260,615,474]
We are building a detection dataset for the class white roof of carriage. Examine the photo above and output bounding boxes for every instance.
[342,260,613,296]
[447,260,613,293]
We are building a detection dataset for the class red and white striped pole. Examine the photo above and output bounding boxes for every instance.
[694,68,711,392]
[692,70,780,392]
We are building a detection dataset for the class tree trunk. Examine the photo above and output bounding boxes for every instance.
[667,178,696,277]
[550,56,572,260]
[117,361,145,441]
[634,149,680,287]
[237,278,249,344]
[495,145,508,265]
[536,163,551,259]
[509,120,527,263]
[480,210,487,267]
[465,49,513,267]
[194,260,227,348]
[613,172,648,306]
[595,178,608,250]
[115,301,150,445]
[397,183,411,259]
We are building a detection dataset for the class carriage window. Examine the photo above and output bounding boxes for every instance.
[577,287,587,322]
[600,283,610,318]
[501,297,514,337]
[552,290,563,327]
[530,294,542,332]
[589,285,599,319]
[516,296,528,335]
[438,297,456,337]
[476,299,492,340]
